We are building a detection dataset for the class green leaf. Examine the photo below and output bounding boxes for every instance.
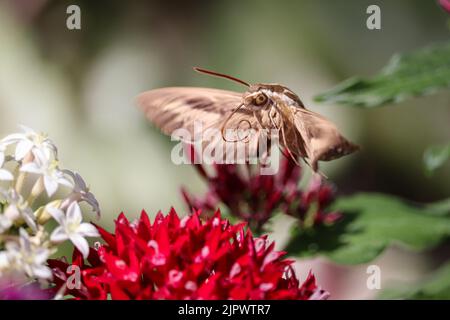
[285,193,450,264]
[424,197,450,217]
[314,41,450,107]
[379,262,450,300]
[423,143,450,175]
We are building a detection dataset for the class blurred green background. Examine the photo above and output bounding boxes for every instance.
[0,0,449,299]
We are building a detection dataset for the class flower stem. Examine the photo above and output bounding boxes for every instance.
[14,152,34,195]
[27,176,44,206]
[304,202,319,229]
[14,171,27,195]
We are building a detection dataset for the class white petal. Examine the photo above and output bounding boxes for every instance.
[19,228,32,252]
[5,241,19,252]
[0,152,4,166]
[57,176,74,189]
[51,226,69,243]
[64,171,87,192]
[75,172,87,190]
[86,193,100,217]
[0,216,12,233]
[43,142,58,158]
[20,162,42,174]
[21,209,37,232]
[78,223,99,237]
[0,252,9,268]
[32,148,49,164]
[4,205,20,221]
[18,124,36,135]
[0,169,14,181]
[47,207,66,225]
[44,147,53,160]
[67,202,82,225]
[44,175,58,197]
[34,248,50,264]
[32,265,52,280]
[1,133,25,144]
[15,140,34,160]
[70,233,89,259]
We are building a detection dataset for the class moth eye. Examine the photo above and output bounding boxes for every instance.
[254,93,268,106]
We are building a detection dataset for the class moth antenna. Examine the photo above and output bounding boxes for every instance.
[193,67,250,87]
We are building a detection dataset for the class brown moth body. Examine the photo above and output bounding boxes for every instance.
[137,68,359,172]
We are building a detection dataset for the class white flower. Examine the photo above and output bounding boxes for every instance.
[0,251,8,268]
[0,145,13,181]
[48,202,99,259]
[0,251,9,276]
[3,228,52,280]
[62,170,100,217]
[1,125,57,163]
[0,190,36,232]
[0,214,13,234]
[21,159,73,197]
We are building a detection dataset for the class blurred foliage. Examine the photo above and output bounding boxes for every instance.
[424,142,450,175]
[379,262,450,299]
[315,41,450,107]
[286,193,450,264]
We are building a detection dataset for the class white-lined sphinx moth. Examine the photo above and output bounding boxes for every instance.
[137,68,359,171]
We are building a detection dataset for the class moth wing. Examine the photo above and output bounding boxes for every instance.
[137,87,240,135]
[136,87,269,162]
[291,107,359,171]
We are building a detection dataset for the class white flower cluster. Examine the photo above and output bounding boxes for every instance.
[0,126,100,282]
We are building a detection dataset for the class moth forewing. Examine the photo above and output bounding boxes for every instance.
[136,87,241,137]
[136,86,273,164]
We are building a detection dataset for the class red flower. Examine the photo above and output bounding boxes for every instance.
[439,0,450,14]
[182,147,341,232]
[48,209,328,300]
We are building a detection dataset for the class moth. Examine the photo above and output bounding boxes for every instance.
[136,67,359,171]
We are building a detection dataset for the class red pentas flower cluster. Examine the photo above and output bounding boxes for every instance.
[182,153,341,232]
[47,209,328,300]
